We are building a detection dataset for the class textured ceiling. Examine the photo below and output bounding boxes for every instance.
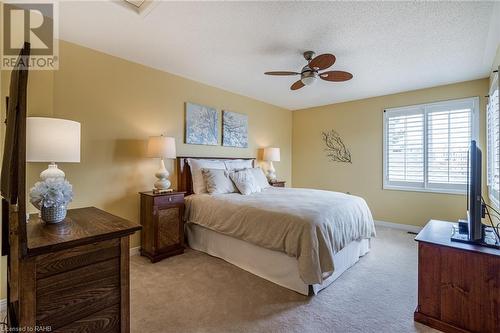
[58,1,499,110]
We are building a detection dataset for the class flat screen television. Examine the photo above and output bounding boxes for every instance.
[452,140,499,248]
[467,140,483,241]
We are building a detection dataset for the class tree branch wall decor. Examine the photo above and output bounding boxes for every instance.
[322,129,352,163]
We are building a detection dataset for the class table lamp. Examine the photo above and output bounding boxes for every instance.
[147,135,176,192]
[27,117,81,223]
[27,117,81,180]
[263,147,280,181]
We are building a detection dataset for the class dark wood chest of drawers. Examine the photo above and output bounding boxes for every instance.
[139,191,186,262]
[414,220,500,333]
[21,207,141,332]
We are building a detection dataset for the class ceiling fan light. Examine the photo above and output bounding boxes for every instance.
[301,75,317,86]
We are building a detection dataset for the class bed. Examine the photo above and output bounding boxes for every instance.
[177,157,376,295]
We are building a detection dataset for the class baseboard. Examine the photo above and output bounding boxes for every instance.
[374,220,422,233]
[0,298,6,313]
[130,246,141,256]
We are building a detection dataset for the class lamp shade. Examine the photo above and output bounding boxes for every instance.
[26,117,81,163]
[263,147,280,162]
[147,136,176,159]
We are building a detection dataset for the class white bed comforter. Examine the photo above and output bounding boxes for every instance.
[184,187,375,284]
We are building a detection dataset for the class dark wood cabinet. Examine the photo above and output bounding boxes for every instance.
[414,220,500,333]
[269,180,286,187]
[139,191,186,262]
[21,207,141,332]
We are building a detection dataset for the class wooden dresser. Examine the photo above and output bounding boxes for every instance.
[414,220,500,333]
[19,207,141,332]
[139,191,186,262]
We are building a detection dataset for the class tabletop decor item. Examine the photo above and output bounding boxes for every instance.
[222,110,248,148]
[322,129,352,163]
[29,178,73,223]
[185,102,218,145]
[147,135,177,193]
[263,147,280,181]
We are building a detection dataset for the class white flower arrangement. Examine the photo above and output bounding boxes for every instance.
[29,178,73,209]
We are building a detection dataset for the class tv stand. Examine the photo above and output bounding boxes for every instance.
[450,224,500,250]
[414,220,500,333]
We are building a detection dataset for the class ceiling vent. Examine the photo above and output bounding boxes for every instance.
[116,0,158,16]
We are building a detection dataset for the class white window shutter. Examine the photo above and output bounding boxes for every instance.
[385,109,424,185]
[487,74,499,206]
[384,97,478,194]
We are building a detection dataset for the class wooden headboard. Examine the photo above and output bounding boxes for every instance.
[176,156,256,195]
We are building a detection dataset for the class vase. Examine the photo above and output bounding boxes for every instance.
[41,205,67,224]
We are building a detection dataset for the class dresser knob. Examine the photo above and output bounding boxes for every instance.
[168,197,173,202]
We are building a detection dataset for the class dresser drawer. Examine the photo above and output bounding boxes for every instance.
[154,193,184,207]
[36,258,120,330]
[35,239,120,279]
[52,304,120,333]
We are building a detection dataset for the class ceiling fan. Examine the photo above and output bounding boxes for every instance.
[264,51,353,90]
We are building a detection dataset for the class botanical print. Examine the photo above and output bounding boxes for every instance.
[322,129,352,163]
[222,111,248,148]
[185,102,218,145]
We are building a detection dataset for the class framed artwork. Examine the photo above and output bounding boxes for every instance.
[222,111,248,148]
[185,102,218,145]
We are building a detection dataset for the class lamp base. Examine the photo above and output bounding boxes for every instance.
[154,158,172,191]
[40,163,65,180]
[266,161,277,181]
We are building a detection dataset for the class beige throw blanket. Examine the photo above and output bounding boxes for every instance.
[185,187,376,284]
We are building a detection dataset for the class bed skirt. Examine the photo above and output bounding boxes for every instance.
[186,223,370,295]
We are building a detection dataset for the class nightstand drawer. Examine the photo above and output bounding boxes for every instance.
[153,193,184,207]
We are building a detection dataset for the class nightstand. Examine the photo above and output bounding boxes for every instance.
[269,180,286,187]
[139,191,186,262]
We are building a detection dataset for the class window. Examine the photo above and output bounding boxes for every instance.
[384,97,479,194]
[487,73,499,207]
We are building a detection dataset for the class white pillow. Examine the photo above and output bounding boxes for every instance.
[201,168,237,194]
[187,159,226,194]
[229,169,260,195]
[224,159,253,171]
[249,167,270,190]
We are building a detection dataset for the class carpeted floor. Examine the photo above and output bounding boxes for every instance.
[130,226,441,333]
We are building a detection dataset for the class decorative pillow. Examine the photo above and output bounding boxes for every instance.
[249,167,270,190]
[229,169,260,195]
[187,159,226,194]
[224,159,253,171]
[201,168,237,194]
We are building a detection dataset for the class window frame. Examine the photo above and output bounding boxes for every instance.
[383,97,479,195]
[487,73,499,207]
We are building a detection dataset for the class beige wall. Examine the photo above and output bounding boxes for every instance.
[292,79,489,227]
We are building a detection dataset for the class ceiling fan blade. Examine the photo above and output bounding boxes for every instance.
[291,80,305,90]
[309,54,336,70]
[264,71,300,76]
[319,70,353,82]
